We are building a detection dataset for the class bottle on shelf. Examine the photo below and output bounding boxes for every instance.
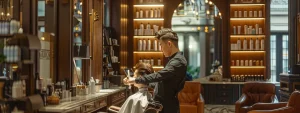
[154,9,158,18]
[35,73,41,94]
[157,58,161,66]
[261,38,264,50]
[237,38,241,50]
[154,40,158,51]
[157,8,161,18]
[255,38,259,50]
[147,39,151,51]
[158,42,162,51]
[139,58,143,63]
[150,58,154,66]
[143,39,147,51]
[140,9,143,18]
[145,10,149,18]
[136,9,139,18]
[250,38,254,50]
[243,38,247,50]
[138,39,142,51]
[231,60,235,66]
[150,9,154,18]
[139,23,144,36]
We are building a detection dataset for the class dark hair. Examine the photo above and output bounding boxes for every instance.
[134,63,154,76]
[155,28,179,47]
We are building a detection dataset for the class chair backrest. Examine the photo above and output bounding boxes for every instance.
[287,91,300,112]
[178,81,201,105]
[242,82,276,104]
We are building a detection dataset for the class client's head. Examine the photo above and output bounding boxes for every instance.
[133,62,154,88]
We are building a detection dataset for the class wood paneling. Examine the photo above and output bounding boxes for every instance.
[289,0,300,68]
[91,0,104,81]
[57,0,72,82]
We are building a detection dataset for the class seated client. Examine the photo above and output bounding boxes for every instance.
[112,63,154,113]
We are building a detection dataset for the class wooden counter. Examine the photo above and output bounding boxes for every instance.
[39,87,126,113]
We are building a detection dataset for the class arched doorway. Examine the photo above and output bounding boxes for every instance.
[171,0,222,79]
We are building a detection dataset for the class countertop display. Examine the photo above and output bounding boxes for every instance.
[39,87,126,113]
[193,77,280,85]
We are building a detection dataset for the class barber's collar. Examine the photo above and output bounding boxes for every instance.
[168,52,182,60]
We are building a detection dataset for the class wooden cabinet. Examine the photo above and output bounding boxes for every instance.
[203,84,240,105]
[279,74,300,102]
[107,89,126,106]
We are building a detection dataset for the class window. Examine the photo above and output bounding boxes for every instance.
[270,0,288,82]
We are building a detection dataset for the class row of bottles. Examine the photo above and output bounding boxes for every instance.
[231,38,264,50]
[135,23,162,36]
[3,45,21,62]
[139,58,162,66]
[233,24,263,35]
[12,80,26,98]
[231,60,263,66]
[0,13,22,35]
[233,10,263,18]
[138,39,161,51]
[136,9,161,18]
[231,75,265,82]
[138,0,163,3]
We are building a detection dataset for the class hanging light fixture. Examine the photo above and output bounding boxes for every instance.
[209,1,213,5]
[205,0,208,3]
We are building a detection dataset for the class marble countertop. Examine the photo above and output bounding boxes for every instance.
[193,78,280,85]
[39,87,126,112]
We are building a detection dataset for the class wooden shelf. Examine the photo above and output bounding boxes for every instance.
[230,18,265,20]
[231,66,265,69]
[230,35,265,37]
[230,50,265,53]
[134,51,162,53]
[134,18,164,21]
[134,4,164,7]
[230,4,265,6]
[134,36,156,38]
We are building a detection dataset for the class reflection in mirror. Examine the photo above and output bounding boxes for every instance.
[171,0,222,79]
[38,0,53,83]
[73,0,83,84]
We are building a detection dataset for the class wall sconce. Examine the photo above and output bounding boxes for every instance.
[205,0,208,3]
[212,27,215,31]
[219,12,222,17]
[209,1,213,5]
[205,26,208,33]
[206,10,210,15]
[197,27,201,30]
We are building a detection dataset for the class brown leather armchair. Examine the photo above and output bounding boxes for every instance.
[235,82,278,113]
[178,81,204,113]
[248,91,300,113]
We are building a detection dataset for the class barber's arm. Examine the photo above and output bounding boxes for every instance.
[134,58,184,84]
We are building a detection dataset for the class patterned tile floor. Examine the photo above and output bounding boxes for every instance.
[204,105,235,113]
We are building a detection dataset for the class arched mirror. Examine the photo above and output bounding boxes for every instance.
[171,0,222,79]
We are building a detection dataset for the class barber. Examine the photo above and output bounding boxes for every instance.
[124,28,187,113]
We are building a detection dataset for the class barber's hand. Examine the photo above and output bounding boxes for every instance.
[123,77,130,85]
[123,77,136,85]
[127,77,136,84]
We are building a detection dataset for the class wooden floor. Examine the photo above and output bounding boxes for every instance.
[204,105,235,113]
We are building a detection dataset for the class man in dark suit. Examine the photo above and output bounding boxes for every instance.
[125,28,187,113]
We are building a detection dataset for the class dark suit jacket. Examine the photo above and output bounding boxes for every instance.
[135,52,187,113]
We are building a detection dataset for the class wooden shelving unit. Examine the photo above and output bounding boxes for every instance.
[132,0,164,71]
[229,0,270,80]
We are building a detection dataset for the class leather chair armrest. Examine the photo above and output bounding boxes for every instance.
[248,107,294,113]
[236,94,250,113]
[197,94,205,113]
[251,102,287,111]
